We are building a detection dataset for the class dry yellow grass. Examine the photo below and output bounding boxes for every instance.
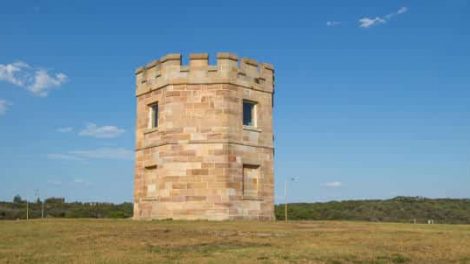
[0,219,469,263]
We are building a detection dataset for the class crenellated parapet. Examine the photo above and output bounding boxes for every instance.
[135,53,274,96]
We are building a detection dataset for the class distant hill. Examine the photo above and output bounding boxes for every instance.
[275,196,470,224]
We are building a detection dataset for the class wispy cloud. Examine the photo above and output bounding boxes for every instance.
[79,123,125,138]
[47,179,63,186]
[396,6,408,16]
[69,148,133,160]
[0,61,67,96]
[29,70,67,96]
[57,127,73,133]
[47,153,84,161]
[48,178,92,186]
[73,178,91,186]
[73,178,85,184]
[0,61,28,86]
[47,147,133,161]
[326,21,341,27]
[0,99,11,115]
[359,6,408,28]
[322,181,343,188]
[358,17,386,28]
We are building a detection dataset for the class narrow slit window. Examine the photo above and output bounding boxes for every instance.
[243,100,256,127]
[243,164,260,199]
[144,166,157,198]
[149,103,158,128]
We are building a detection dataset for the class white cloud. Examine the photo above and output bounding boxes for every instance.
[0,61,67,96]
[73,178,85,184]
[72,178,91,185]
[0,61,29,86]
[79,123,125,138]
[359,17,386,28]
[47,147,133,161]
[28,70,67,97]
[385,6,408,19]
[0,99,11,115]
[397,6,408,15]
[359,6,408,28]
[47,153,84,161]
[69,148,133,160]
[47,180,63,186]
[57,127,73,133]
[326,21,341,27]
[322,181,343,188]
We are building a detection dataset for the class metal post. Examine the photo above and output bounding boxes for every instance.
[35,189,42,219]
[26,200,29,220]
[284,180,288,222]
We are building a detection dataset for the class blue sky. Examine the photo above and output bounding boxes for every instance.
[1,0,469,203]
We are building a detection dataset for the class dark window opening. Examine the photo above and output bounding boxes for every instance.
[149,103,158,128]
[243,100,256,126]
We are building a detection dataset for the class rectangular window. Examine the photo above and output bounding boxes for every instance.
[243,164,260,199]
[144,166,157,198]
[148,103,158,128]
[243,100,256,127]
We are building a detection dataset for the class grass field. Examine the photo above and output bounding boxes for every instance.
[1,219,470,264]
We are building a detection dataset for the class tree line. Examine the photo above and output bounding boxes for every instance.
[2,195,469,224]
[0,195,132,220]
[275,196,470,224]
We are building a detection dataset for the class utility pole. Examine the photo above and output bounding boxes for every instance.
[34,189,45,219]
[284,177,299,223]
[284,180,288,222]
[35,189,41,219]
[26,200,29,220]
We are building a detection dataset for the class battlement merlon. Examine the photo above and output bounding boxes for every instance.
[135,53,274,96]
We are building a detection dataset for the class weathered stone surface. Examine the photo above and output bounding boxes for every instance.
[134,52,275,221]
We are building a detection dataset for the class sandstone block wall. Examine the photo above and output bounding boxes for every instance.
[134,53,275,220]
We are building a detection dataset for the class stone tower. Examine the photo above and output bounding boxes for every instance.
[133,53,274,220]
